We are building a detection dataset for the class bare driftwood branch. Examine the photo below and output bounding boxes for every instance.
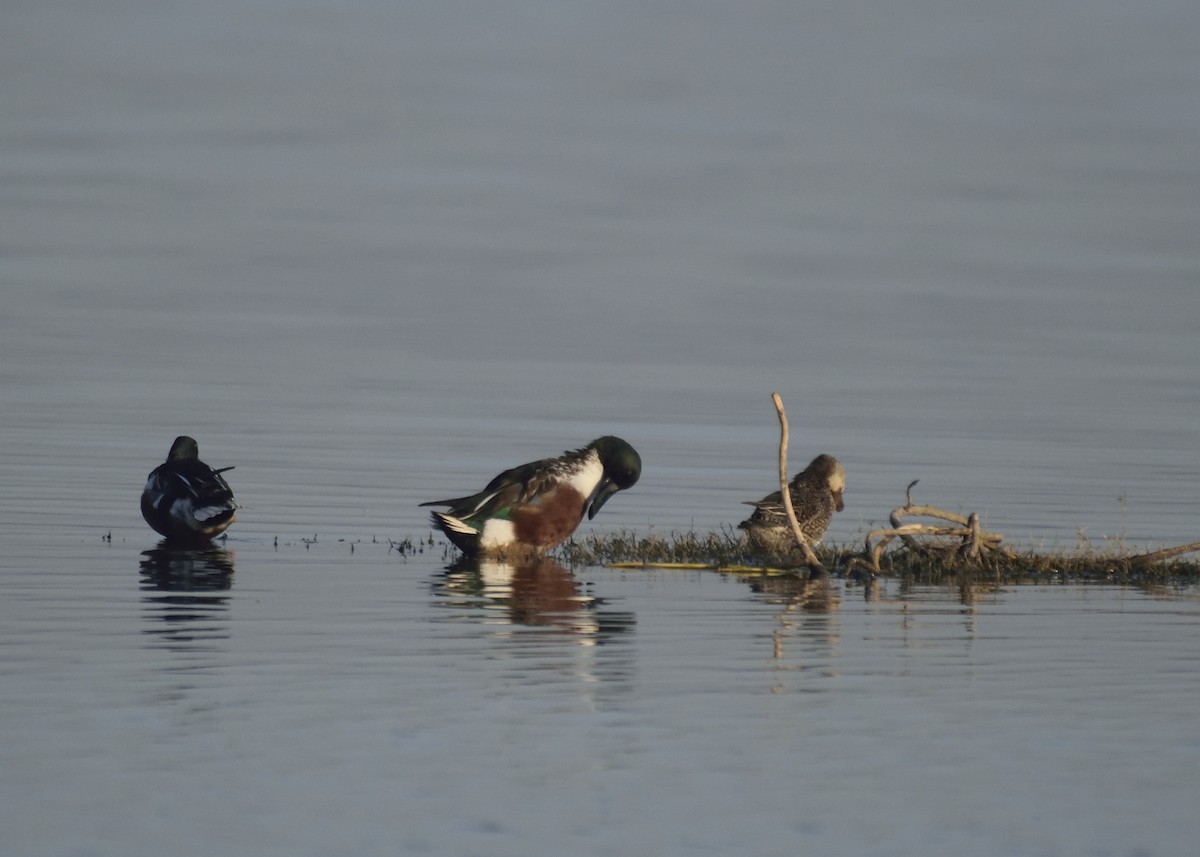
[847,482,1011,575]
[892,504,971,528]
[770,392,825,575]
[1127,541,1200,566]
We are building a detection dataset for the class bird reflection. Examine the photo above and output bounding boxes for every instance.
[744,571,839,614]
[733,571,842,688]
[432,557,634,643]
[139,541,235,650]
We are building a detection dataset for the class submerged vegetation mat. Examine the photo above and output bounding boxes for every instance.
[556,527,1200,586]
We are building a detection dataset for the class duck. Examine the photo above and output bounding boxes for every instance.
[738,453,844,549]
[422,436,641,558]
[141,436,238,542]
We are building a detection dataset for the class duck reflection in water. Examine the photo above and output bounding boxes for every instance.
[139,541,235,649]
[433,557,634,643]
[743,571,839,614]
[736,571,842,674]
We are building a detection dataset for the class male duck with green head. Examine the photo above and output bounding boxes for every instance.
[141,435,238,542]
[422,436,641,558]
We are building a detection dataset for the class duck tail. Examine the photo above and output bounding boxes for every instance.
[430,511,477,537]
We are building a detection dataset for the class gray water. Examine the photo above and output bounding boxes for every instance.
[2,1,1199,854]
[3,541,1199,856]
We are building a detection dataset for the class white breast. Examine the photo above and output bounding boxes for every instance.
[568,455,605,498]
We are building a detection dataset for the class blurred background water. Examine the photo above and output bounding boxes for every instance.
[2,2,1199,855]
[3,0,1197,547]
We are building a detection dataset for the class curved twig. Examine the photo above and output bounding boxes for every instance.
[770,393,825,575]
[892,504,972,528]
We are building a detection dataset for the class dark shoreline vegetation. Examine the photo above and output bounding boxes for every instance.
[554,528,1200,586]
[546,394,1198,587]
[143,529,1200,589]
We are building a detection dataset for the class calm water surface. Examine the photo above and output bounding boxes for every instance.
[3,0,1198,546]
[3,2,1199,854]
[2,538,1199,856]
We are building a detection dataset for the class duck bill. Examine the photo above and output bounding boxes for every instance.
[587,478,620,520]
[833,489,844,512]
